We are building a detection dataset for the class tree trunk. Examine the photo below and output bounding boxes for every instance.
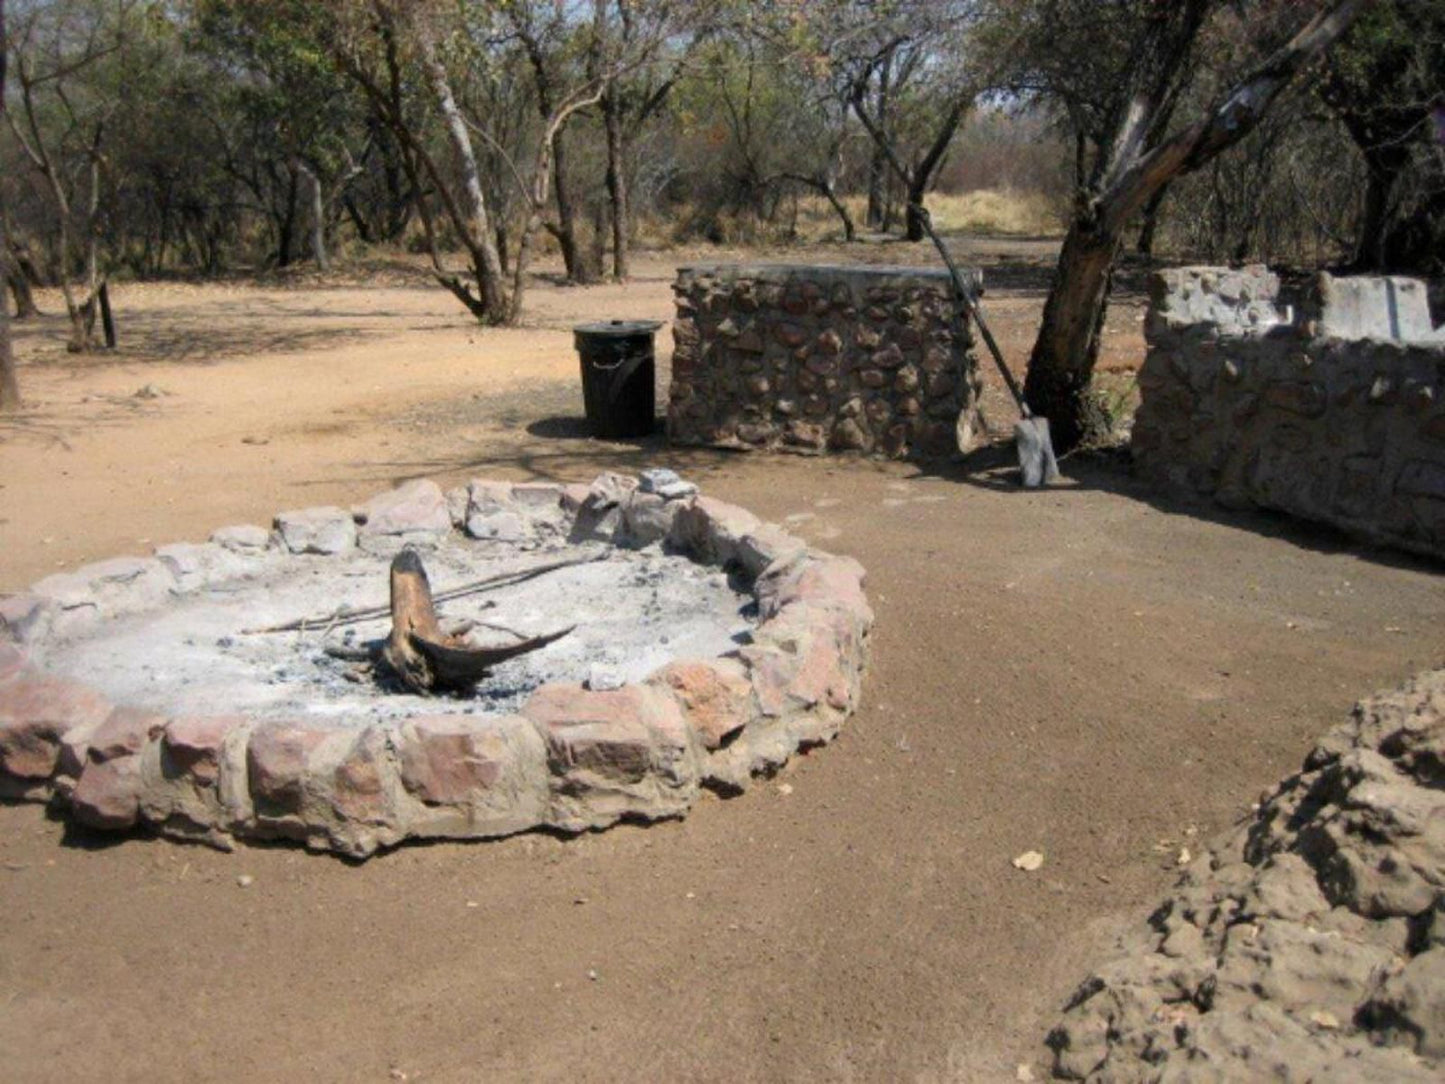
[0,280,12,410]
[98,280,116,349]
[865,53,893,230]
[7,263,38,318]
[1136,181,1170,257]
[823,181,856,242]
[1352,145,1407,270]
[866,144,888,230]
[277,167,298,268]
[603,90,630,280]
[1023,222,1119,450]
[344,195,374,244]
[298,162,329,272]
[551,127,592,283]
[904,102,965,242]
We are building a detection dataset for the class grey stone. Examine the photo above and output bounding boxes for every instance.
[155,542,250,594]
[584,664,626,692]
[274,507,357,555]
[357,479,451,536]
[638,468,697,501]
[211,524,273,554]
[467,511,528,542]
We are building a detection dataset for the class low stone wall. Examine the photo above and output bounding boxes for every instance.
[667,263,984,458]
[0,474,874,858]
[1132,266,1445,560]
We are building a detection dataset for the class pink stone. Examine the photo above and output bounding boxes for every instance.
[162,716,244,784]
[561,483,592,514]
[72,756,143,830]
[650,659,754,749]
[88,706,167,763]
[247,724,332,810]
[398,716,520,804]
[274,506,356,555]
[0,675,113,782]
[525,684,690,783]
[743,606,856,720]
[330,728,390,823]
[757,555,871,624]
[511,482,564,509]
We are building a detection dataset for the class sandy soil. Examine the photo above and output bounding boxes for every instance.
[0,241,1441,1082]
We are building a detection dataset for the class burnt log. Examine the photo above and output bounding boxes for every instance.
[382,548,572,694]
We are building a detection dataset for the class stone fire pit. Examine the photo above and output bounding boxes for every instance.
[0,472,872,857]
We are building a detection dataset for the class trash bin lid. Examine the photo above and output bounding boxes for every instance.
[573,319,664,337]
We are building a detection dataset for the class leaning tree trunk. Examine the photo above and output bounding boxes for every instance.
[1023,222,1121,449]
[823,181,856,242]
[418,29,509,323]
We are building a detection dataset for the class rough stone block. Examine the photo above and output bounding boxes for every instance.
[668,496,762,568]
[1316,274,1444,344]
[621,491,681,547]
[525,683,699,831]
[397,714,548,838]
[649,658,754,750]
[72,756,144,830]
[138,714,251,846]
[210,524,272,554]
[0,674,113,790]
[87,706,167,763]
[667,264,979,459]
[358,479,452,536]
[0,643,27,685]
[274,506,357,555]
[156,542,250,593]
[246,723,333,814]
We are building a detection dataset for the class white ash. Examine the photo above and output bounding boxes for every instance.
[34,537,757,723]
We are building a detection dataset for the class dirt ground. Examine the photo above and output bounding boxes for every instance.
[0,241,1441,1083]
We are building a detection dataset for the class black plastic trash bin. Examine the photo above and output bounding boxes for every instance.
[574,319,663,439]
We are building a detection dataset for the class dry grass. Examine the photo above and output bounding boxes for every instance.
[925,189,1064,237]
[636,187,1065,248]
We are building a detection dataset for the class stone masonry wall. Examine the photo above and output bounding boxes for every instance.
[1132,266,1445,561]
[667,264,984,458]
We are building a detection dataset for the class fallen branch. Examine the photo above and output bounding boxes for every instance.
[243,550,604,635]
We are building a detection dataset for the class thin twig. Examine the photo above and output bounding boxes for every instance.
[243,551,605,635]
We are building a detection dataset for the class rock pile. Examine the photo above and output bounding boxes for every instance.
[1046,668,1445,1081]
